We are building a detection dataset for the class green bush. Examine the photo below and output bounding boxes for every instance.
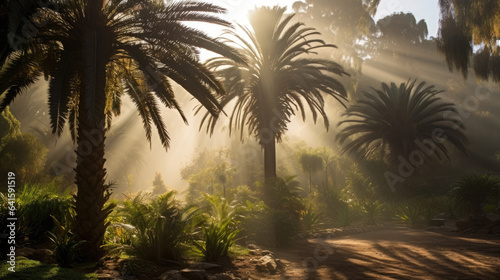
[300,206,322,231]
[335,202,362,227]
[119,192,197,262]
[195,217,239,262]
[17,183,73,242]
[48,216,85,267]
[396,199,425,226]
[361,200,385,225]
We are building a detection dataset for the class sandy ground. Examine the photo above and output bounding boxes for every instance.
[252,225,500,280]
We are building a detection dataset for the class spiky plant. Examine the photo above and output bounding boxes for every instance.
[337,80,467,166]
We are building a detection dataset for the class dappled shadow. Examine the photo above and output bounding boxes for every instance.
[275,226,500,279]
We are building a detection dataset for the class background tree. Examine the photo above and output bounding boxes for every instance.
[292,0,381,95]
[151,172,167,196]
[200,6,348,189]
[0,0,240,260]
[298,151,323,193]
[437,0,500,80]
[0,107,47,186]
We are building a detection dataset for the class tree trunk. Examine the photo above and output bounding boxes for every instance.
[73,97,113,261]
[263,136,277,185]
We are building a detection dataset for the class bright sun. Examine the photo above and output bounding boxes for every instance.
[188,0,295,60]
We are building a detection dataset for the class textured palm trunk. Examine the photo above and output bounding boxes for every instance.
[73,96,113,261]
[73,0,114,261]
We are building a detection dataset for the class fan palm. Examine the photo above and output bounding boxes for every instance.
[337,80,467,166]
[199,6,348,186]
[0,0,240,260]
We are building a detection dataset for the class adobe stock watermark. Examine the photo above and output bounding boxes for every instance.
[384,83,493,191]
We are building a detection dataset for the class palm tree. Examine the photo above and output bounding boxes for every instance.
[199,6,348,187]
[299,151,323,193]
[0,0,240,260]
[337,80,468,166]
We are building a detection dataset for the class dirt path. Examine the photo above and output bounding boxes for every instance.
[243,225,500,279]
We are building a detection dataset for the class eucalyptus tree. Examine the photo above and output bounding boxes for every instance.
[0,0,240,259]
[200,6,348,187]
[438,0,500,80]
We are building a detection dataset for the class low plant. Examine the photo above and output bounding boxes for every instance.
[48,216,85,267]
[301,206,322,231]
[361,200,385,225]
[396,199,424,226]
[195,217,239,262]
[119,191,198,262]
[17,183,73,243]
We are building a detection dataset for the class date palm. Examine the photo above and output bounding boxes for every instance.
[337,80,468,166]
[0,0,240,260]
[200,6,347,186]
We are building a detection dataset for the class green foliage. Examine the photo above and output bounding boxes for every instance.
[182,150,237,203]
[451,174,500,217]
[118,192,198,262]
[377,13,428,46]
[195,218,239,262]
[335,201,362,227]
[0,107,20,140]
[17,183,73,243]
[0,193,30,254]
[300,206,322,231]
[0,108,47,185]
[396,199,425,226]
[48,217,85,268]
[361,200,385,225]
[268,177,304,247]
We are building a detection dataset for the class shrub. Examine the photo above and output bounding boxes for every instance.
[300,206,322,231]
[119,192,197,262]
[451,174,499,217]
[48,217,85,267]
[17,183,73,242]
[361,200,385,225]
[396,199,425,226]
[195,217,239,262]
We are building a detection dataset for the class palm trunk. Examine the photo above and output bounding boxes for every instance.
[73,97,113,261]
[73,0,114,261]
[263,136,277,185]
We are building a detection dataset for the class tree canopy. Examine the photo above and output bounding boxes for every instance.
[438,0,500,80]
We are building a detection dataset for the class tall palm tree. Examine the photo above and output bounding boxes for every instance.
[337,80,468,166]
[0,0,240,260]
[199,6,348,187]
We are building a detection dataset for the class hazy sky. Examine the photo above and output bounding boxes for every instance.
[212,0,441,37]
